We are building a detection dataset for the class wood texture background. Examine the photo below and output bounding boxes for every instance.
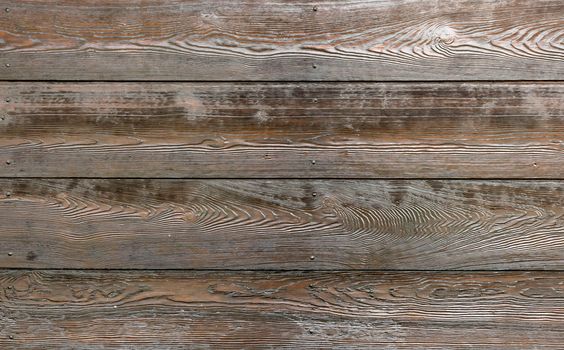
[0,0,562,80]
[0,0,563,348]
[0,179,562,270]
[0,82,562,178]
[1,270,563,349]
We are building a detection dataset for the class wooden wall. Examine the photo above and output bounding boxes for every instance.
[0,1,563,348]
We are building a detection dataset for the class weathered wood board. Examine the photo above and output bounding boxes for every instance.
[1,82,562,178]
[1,179,562,269]
[1,270,563,349]
[0,0,562,81]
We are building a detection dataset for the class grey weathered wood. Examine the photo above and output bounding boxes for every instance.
[1,82,562,178]
[1,179,562,269]
[0,0,562,80]
[1,270,563,349]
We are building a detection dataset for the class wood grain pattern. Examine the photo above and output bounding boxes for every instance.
[1,82,562,178]
[1,179,562,269]
[1,270,563,349]
[0,0,562,81]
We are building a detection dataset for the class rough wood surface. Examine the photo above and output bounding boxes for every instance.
[1,82,562,178]
[0,270,563,349]
[1,179,562,269]
[0,0,562,81]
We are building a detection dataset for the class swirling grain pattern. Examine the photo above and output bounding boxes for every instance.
[0,82,562,178]
[0,270,562,349]
[0,179,562,269]
[0,0,562,80]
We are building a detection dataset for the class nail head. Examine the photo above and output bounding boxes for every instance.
[6,160,11,165]
[5,8,10,13]
[310,255,315,260]
[313,6,318,11]
[8,252,13,256]
[5,63,10,68]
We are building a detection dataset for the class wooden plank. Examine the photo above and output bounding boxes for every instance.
[0,270,562,349]
[1,82,562,178]
[0,0,562,81]
[1,179,562,269]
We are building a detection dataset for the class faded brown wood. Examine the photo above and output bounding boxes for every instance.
[0,0,562,81]
[1,179,562,269]
[1,82,562,178]
[0,270,563,349]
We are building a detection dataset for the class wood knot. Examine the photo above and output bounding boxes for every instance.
[436,26,456,45]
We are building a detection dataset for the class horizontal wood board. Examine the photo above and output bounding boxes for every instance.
[1,270,563,349]
[1,179,562,269]
[1,82,562,178]
[0,0,562,81]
